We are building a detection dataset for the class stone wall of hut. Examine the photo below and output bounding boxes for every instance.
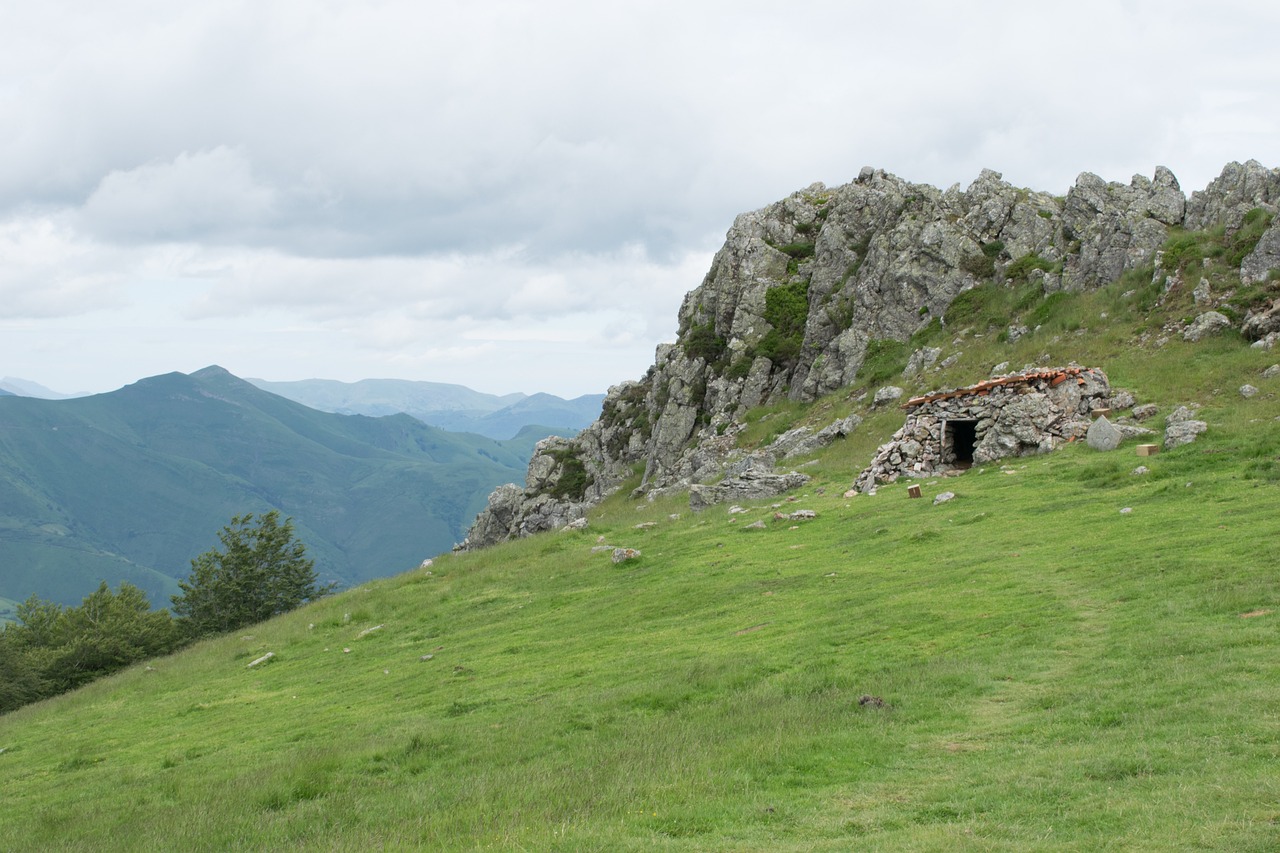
[854,367,1110,492]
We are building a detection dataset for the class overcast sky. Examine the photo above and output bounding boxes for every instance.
[2,1,1277,398]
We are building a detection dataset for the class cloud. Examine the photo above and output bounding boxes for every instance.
[1,0,1279,396]
[79,147,277,243]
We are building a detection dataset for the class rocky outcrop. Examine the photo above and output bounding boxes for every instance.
[1184,160,1280,232]
[459,160,1275,551]
[1241,220,1280,286]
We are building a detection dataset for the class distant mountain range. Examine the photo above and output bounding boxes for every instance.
[0,366,564,609]
[0,377,87,399]
[246,377,604,440]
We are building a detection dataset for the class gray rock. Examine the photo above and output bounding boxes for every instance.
[1115,424,1156,439]
[1185,160,1280,232]
[1193,278,1212,305]
[611,548,641,564]
[1131,403,1159,421]
[1167,404,1201,424]
[1263,364,1280,379]
[1183,311,1232,342]
[1086,416,1122,451]
[1240,384,1259,398]
[1109,389,1137,410]
[1132,466,1149,475]
[689,470,811,511]
[873,386,904,406]
[1242,299,1280,341]
[1164,419,1208,449]
[933,491,956,505]
[1241,220,1280,285]
[904,347,942,376]
[776,414,862,459]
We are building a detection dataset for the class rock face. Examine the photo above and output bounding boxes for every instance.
[459,161,1278,551]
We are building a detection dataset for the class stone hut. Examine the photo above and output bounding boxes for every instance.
[854,366,1111,492]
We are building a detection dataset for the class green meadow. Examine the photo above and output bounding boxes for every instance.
[2,275,1280,850]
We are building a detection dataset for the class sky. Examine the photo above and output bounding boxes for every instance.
[1,1,1277,398]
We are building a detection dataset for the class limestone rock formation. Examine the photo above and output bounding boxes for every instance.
[458,160,1276,551]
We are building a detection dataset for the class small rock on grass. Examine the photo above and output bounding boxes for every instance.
[611,547,641,564]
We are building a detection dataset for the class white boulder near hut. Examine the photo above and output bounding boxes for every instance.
[854,366,1112,492]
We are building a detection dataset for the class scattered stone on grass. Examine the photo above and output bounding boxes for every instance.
[1120,507,1133,514]
[1165,418,1208,449]
[1132,466,1149,475]
[1132,403,1159,421]
[1263,364,1280,379]
[611,548,641,564]
[356,624,383,639]
[933,491,956,506]
[247,652,275,668]
[873,386,904,406]
[1240,384,1259,398]
[743,520,767,530]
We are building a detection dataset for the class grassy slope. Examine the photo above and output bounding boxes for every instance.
[2,281,1279,850]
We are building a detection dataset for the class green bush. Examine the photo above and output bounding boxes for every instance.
[682,321,726,365]
[961,252,995,279]
[546,450,593,501]
[1006,253,1054,283]
[755,281,810,366]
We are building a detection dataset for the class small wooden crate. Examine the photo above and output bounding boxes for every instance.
[1136,444,1159,457]
[907,484,922,498]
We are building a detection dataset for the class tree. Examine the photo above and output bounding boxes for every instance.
[45,581,178,693]
[172,511,332,638]
[1,582,178,713]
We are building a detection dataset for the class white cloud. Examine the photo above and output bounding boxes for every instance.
[79,147,276,242]
[0,0,1278,396]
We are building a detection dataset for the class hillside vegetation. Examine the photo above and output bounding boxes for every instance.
[1,268,1278,850]
[0,366,544,608]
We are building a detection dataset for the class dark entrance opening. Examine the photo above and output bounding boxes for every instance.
[946,419,978,466]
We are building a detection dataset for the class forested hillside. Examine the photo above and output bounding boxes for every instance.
[0,366,541,607]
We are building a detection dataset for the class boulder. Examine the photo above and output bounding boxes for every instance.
[1164,419,1208,449]
[689,470,811,511]
[873,386,904,407]
[1183,311,1232,342]
[1241,220,1280,285]
[1242,298,1280,341]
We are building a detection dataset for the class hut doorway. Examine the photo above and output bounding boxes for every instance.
[945,419,978,466]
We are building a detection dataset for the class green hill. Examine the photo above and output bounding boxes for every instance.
[0,291,1277,849]
[0,366,539,608]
